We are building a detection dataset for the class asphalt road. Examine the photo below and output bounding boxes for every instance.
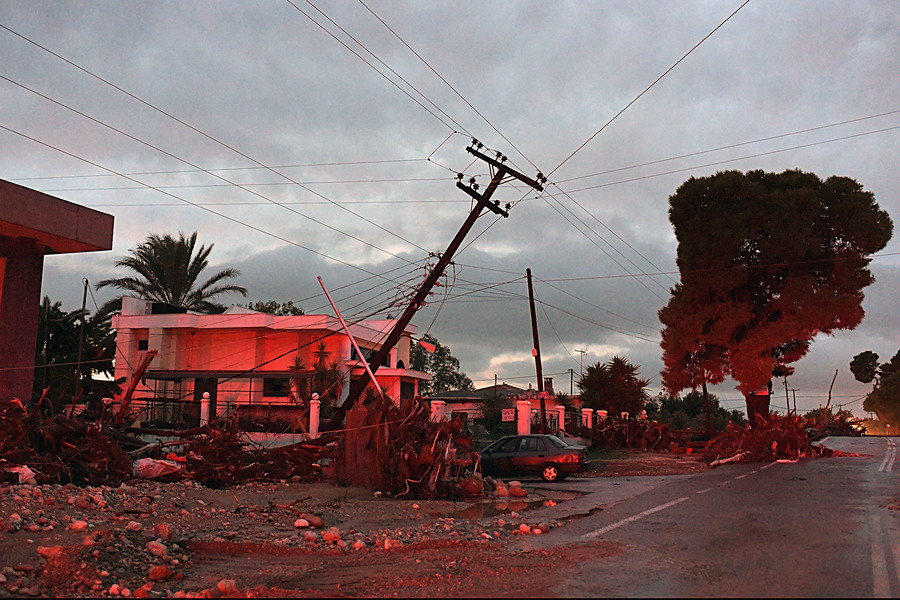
[518,436,899,598]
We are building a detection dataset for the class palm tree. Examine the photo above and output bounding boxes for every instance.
[96,231,247,316]
[578,356,649,416]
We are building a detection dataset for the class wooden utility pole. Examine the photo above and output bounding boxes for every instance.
[526,268,548,433]
[324,142,545,430]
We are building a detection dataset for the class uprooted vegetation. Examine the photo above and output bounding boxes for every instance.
[0,395,481,498]
[0,398,331,488]
[703,412,863,465]
[579,411,863,466]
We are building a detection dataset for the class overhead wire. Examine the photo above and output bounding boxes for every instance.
[0,22,439,265]
[0,73,430,263]
[283,0,461,134]
[547,0,752,178]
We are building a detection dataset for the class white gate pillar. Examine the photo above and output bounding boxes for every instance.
[430,400,447,422]
[309,398,321,439]
[517,400,532,435]
[581,408,594,429]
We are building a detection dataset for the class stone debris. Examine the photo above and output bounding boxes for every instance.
[1,474,567,597]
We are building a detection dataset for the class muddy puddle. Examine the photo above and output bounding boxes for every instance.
[452,498,558,519]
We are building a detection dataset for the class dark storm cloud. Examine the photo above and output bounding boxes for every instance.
[4,1,899,415]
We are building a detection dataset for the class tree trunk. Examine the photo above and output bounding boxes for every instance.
[702,380,712,435]
[744,392,770,429]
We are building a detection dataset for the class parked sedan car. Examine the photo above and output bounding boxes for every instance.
[479,434,590,482]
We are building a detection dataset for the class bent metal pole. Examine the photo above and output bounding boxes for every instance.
[317,276,385,401]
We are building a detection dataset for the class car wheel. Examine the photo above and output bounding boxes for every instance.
[541,463,560,482]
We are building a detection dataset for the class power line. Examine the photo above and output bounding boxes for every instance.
[0,73,430,263]
[356,0,539,175]
[0,22,442,261]
[542,125,900,198]
[282,0,460,133]
[556,108,900,185]
[548,0,751,177]
[0,123,423,290]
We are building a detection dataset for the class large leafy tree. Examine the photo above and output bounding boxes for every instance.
[851,349,900,426]
[33,297,120,409]
[659,170,892,427]
[96,231,247,315]
[578,356,649,416]
[409,333,474,396]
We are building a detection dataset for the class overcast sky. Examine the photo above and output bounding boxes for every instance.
[2,1,898,417]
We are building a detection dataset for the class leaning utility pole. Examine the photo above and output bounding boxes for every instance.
[526,268,548,433]
[324,142,545,430]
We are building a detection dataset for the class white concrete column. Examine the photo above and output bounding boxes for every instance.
[430,400,447,422]
[556,405,566,432]
[517,400,532,435]
[581,408,594,429]
[596,409,608,422]
[309,398,321,439]
[200,391,210,426]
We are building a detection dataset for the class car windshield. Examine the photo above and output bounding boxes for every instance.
[547,435,568,448]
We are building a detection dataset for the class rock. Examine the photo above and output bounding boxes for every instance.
[69,520,88,532]
[518,523,531,533]
[132,588,151,598]
[217,579,238,594]
[153,523,174,541]
[109,583,121,596]
[148,565,172,582]
[322,527,341,543]
[146,540,167,559]
[301,514,325,529]
[352,540,366,550]
[495,482,509,497]
[293,518,310,529]
[36,546,65,559]
[125,521,143,532]
[507,481,528,497]
[302,531,317,542]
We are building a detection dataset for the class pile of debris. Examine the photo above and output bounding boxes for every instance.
[584,417,688,452]
[0,399,132,487]
[338,397,481,499]
[0,397,330,489]
[703,413,834,466]
[805,412,866,440]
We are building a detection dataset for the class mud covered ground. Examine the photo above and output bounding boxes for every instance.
[0,452,706,598]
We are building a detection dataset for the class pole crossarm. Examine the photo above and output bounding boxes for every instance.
[323,142,546,430]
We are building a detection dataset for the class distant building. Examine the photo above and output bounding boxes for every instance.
[427,378,580,432]
[111,297,430,428]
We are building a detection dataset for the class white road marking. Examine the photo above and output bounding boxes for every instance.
[872,513,891,598]
[695,487,714,495]
[877,440,895,473]
[888,517,900,595]
[583,497,690,539]
[760,462,777,470]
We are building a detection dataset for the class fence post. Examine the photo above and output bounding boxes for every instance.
[582,408,594,429]
[309,398,321,439]
[430,400,446,422]
[556,405,566,433]
[200,392,210,426]
[517,400,532,435]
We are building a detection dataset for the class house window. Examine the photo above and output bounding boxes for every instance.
[137,339,149,351]
[263,378,291,397]
[349,346,391,367]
